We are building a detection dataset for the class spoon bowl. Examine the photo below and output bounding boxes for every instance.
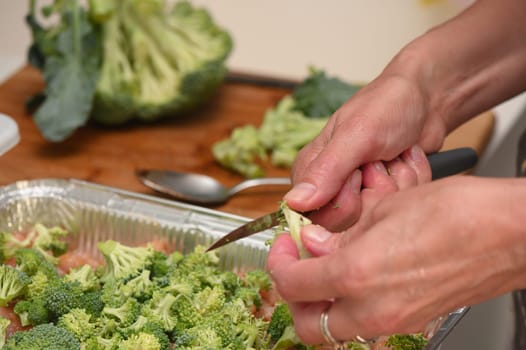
[137,169,291,205]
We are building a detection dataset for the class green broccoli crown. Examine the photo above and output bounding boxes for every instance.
[0,264,31,306]
[98,240,155,282]
[121,269,155,301]
[64,264,100,291]
[57,308,98,342]
[0,231,33,262]
[141,291,179,332]
[14,299,50,326]
[268,303,293,343]
[102,297,140,327]
[385,333,428,350]
[15,248,59,278]
[31,224,69,261]
[120,332,162,350]
[41,278,85,320]
[3,323,81,350]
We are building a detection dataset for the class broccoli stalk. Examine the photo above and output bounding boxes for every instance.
[0,316,10,349]
[280,202,312,259]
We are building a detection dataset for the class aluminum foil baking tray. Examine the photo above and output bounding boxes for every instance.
[0,178,468,349]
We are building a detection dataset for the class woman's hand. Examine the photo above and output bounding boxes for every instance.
[268,175,526,345]
[284,74,447,230]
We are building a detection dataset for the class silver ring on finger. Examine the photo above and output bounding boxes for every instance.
[320,307,346,350]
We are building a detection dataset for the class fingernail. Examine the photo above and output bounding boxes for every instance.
[410,145,426,162]
[303,225,331,243]
[351,170,362,194]
[373,161,389,175]
[285,182,317,202]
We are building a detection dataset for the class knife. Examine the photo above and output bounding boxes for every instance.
[206,147,478,252]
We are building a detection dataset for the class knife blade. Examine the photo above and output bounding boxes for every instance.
[206,147,478,252]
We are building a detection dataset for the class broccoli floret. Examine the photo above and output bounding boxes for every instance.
[41,278,84,320]
[98,240,155,282]
[15,248,59,278]
[235,286,262,311]
[193,286,225,315]
[64,264,100,291]
[121,269,154,301]
[3,323,81,350]
[268,303,293,344]
[0,264,31,306]
[385,333,428,350]
[102,297,140,327]
[244,269,272,291]
[150,251,170,278]
[79,290,105,317]
[30,223,69,262]
[141,291,178,332]
[120,332,162,350]
[14,299,50,326]
[0,316,10,349]
[0,231,33,262]
[57,308,98,342]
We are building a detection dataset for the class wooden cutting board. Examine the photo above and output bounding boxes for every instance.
[0,66,494,218]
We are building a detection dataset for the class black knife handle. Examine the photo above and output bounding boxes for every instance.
[427,147,478,180]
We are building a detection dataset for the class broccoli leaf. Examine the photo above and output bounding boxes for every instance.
[292,67,361,118]
[28,0,102,142]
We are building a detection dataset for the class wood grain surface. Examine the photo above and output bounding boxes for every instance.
[0,66,494,219]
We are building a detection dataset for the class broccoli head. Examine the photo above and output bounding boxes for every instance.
[385,333,428,350]
[0,231,33,262]
[102,297,140,327]
[0,264,31,306]
[3,323,81,350]
[267,303,293,344]
[41,278,84,320]
[141,291,179,332]
[57,308,98,342]
[90,0,233,125]
[14,299,50,326]
[119,332,162,350]
[98,240,155,282]
[64,264,100,291]
[30,224,69,262]
[15,248,59,279]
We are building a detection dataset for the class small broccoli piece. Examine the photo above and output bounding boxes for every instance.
[31,223,69,262]
[235,286,262,311]
[79,290,105,317]
[101,278,127,307]
[244,269,272,291]
[0,316,10,349]
[14,299,50,326]
[83,333,123,350]
[102,297,140,327]
[42,278,84,320]
[174,326,222,349]
[121,269,154,301]
[150,250,170,278]
[193,286,225,315]
[385,333,428,350]
[98,240,155,282]
[15,248,59,278]
[270,325,306,350]
[141,291,178,332]
[57,308,98,342]
[64,264,100,291]
[268,303,293,344]
[120,332,162,350]
[3,323,81,350]
[0,231,33,262]
[0,264,31,306]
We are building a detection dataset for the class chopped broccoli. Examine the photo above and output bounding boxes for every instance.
[0,316,10,349]
[57,308,98,342]
[0,264,31,306]
[0,231,33,262]
[120,269,155,301]
[385,333,428,350]
[3,323,81,350]
[30,224,69,262]
[120,332,162,350]
[15,248,59,278]
[64,264,100,291]
[14,299,50,326]
[267,303,293,344]
[102,297,140,327]
[141,291,178,332]
[244,269,272,291]
[98,240,155,282]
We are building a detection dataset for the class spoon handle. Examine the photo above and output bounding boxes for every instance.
[228,177,291,196]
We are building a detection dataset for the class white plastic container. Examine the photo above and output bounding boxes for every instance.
[0,113,19,156]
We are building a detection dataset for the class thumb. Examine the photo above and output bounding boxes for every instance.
[301,224,343,257]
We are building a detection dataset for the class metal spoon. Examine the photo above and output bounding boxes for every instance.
[136,169,291,205]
